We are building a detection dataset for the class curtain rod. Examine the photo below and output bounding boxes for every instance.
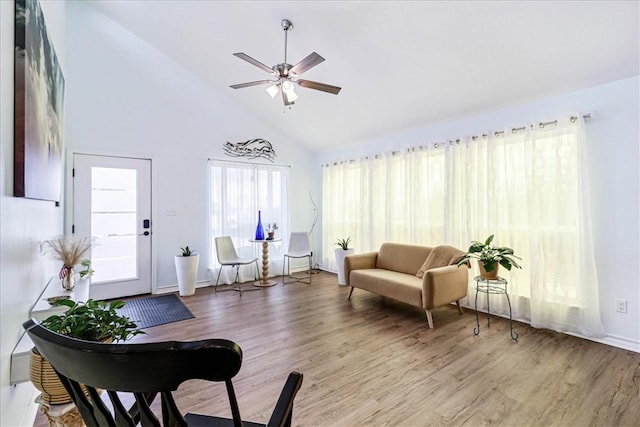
[491,113,593,137]
[209,158,291,168]
[322,112,594,167]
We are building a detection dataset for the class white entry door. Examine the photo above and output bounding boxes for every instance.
[73,154,152,300]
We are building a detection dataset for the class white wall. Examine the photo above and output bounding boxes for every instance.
[0,2,66,425]
[64,1,318,290]
[318,76,640,349]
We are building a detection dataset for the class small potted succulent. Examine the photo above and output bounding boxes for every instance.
[174,246,199,296]
[30,298,144,404]
[456,234,522,279]
[334,237,354,286]
[266,223,279,240]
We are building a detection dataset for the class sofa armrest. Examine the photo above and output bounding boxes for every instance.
[422,265,469,309]
[344,252,378,286]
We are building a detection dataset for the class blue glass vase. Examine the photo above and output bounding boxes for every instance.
[255,210,265,240]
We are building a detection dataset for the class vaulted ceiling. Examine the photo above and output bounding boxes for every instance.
[86,0,639,151]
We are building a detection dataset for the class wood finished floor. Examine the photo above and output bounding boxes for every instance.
[34,271,640,427]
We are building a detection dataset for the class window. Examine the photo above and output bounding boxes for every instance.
[209,160,288,282]
[322,117,604,336]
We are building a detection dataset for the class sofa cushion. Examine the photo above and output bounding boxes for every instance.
[416,245,466,278]
[350,269,423,308]
[377,243,432,276]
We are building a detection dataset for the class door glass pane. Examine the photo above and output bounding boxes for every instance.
[91,167,137,283]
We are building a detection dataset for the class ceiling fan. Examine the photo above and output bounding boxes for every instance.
[230,19,341,106]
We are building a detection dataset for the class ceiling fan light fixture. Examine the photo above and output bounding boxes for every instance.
[282,90,295,106]
[283,90,298,104]
[282,80,298,101]
[266,83,280,99]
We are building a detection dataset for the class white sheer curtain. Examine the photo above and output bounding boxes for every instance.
[322,148,448,269]
[371,149,448,246]
[209,160,288,284]
[322,116,604,336]
[526,118,603,335]
[321,159,372,270]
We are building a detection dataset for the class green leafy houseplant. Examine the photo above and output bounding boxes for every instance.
[41,299,144,342]
[31,299,144,404]
[456,234,522,273]
[78,259,94,279]
[335,237,352,250]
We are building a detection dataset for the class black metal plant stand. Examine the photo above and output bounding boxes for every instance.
[473,276,518,341]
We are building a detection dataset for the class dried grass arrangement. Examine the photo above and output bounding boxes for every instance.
[43,235,92,290]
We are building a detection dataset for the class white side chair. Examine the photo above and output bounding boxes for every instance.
[282,232,312,285]
[214,236,260,294]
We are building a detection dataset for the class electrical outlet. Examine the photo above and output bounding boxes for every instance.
[615,299,627,313]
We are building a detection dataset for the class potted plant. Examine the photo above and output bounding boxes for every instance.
[334,237,354,286]
[175,246,199,296]
[30,298,144,404]
[456,234,522,279]
[43,235,92,291]
[78,259,94,280]
[266,223,279,240]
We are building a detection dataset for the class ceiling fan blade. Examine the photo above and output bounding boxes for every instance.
[296,79,342,95]
[232,52,274,74]
[230,80,275,89]
[289,52,325,76]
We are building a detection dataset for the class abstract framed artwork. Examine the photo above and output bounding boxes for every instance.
[223,138,277,162]
[14,0,65,202]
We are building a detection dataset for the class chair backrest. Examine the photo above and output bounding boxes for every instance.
[377,242,432,275]
[287,232,311,255]
[215,236,240,264]
[24,318,244,426]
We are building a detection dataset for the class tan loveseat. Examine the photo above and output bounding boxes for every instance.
[344,242,469,328]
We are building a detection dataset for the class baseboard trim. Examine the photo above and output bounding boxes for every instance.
[457,301,639,353]
[155,279,211,295]
[565,332,640,353]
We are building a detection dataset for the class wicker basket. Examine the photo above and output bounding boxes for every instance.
[29,348,73,405]
[30,345,106,405]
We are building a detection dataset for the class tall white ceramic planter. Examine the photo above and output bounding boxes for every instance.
[335,248,355,286]
[174,254,199,296]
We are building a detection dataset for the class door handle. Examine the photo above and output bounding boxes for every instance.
[140,231,150,236]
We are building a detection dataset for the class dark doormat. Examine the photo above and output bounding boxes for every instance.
[117,294,195,329]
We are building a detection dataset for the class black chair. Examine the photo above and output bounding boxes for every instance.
[23,319,303,427]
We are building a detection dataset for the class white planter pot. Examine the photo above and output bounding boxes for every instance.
[174,254,199,296]
[335,248,355,286]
